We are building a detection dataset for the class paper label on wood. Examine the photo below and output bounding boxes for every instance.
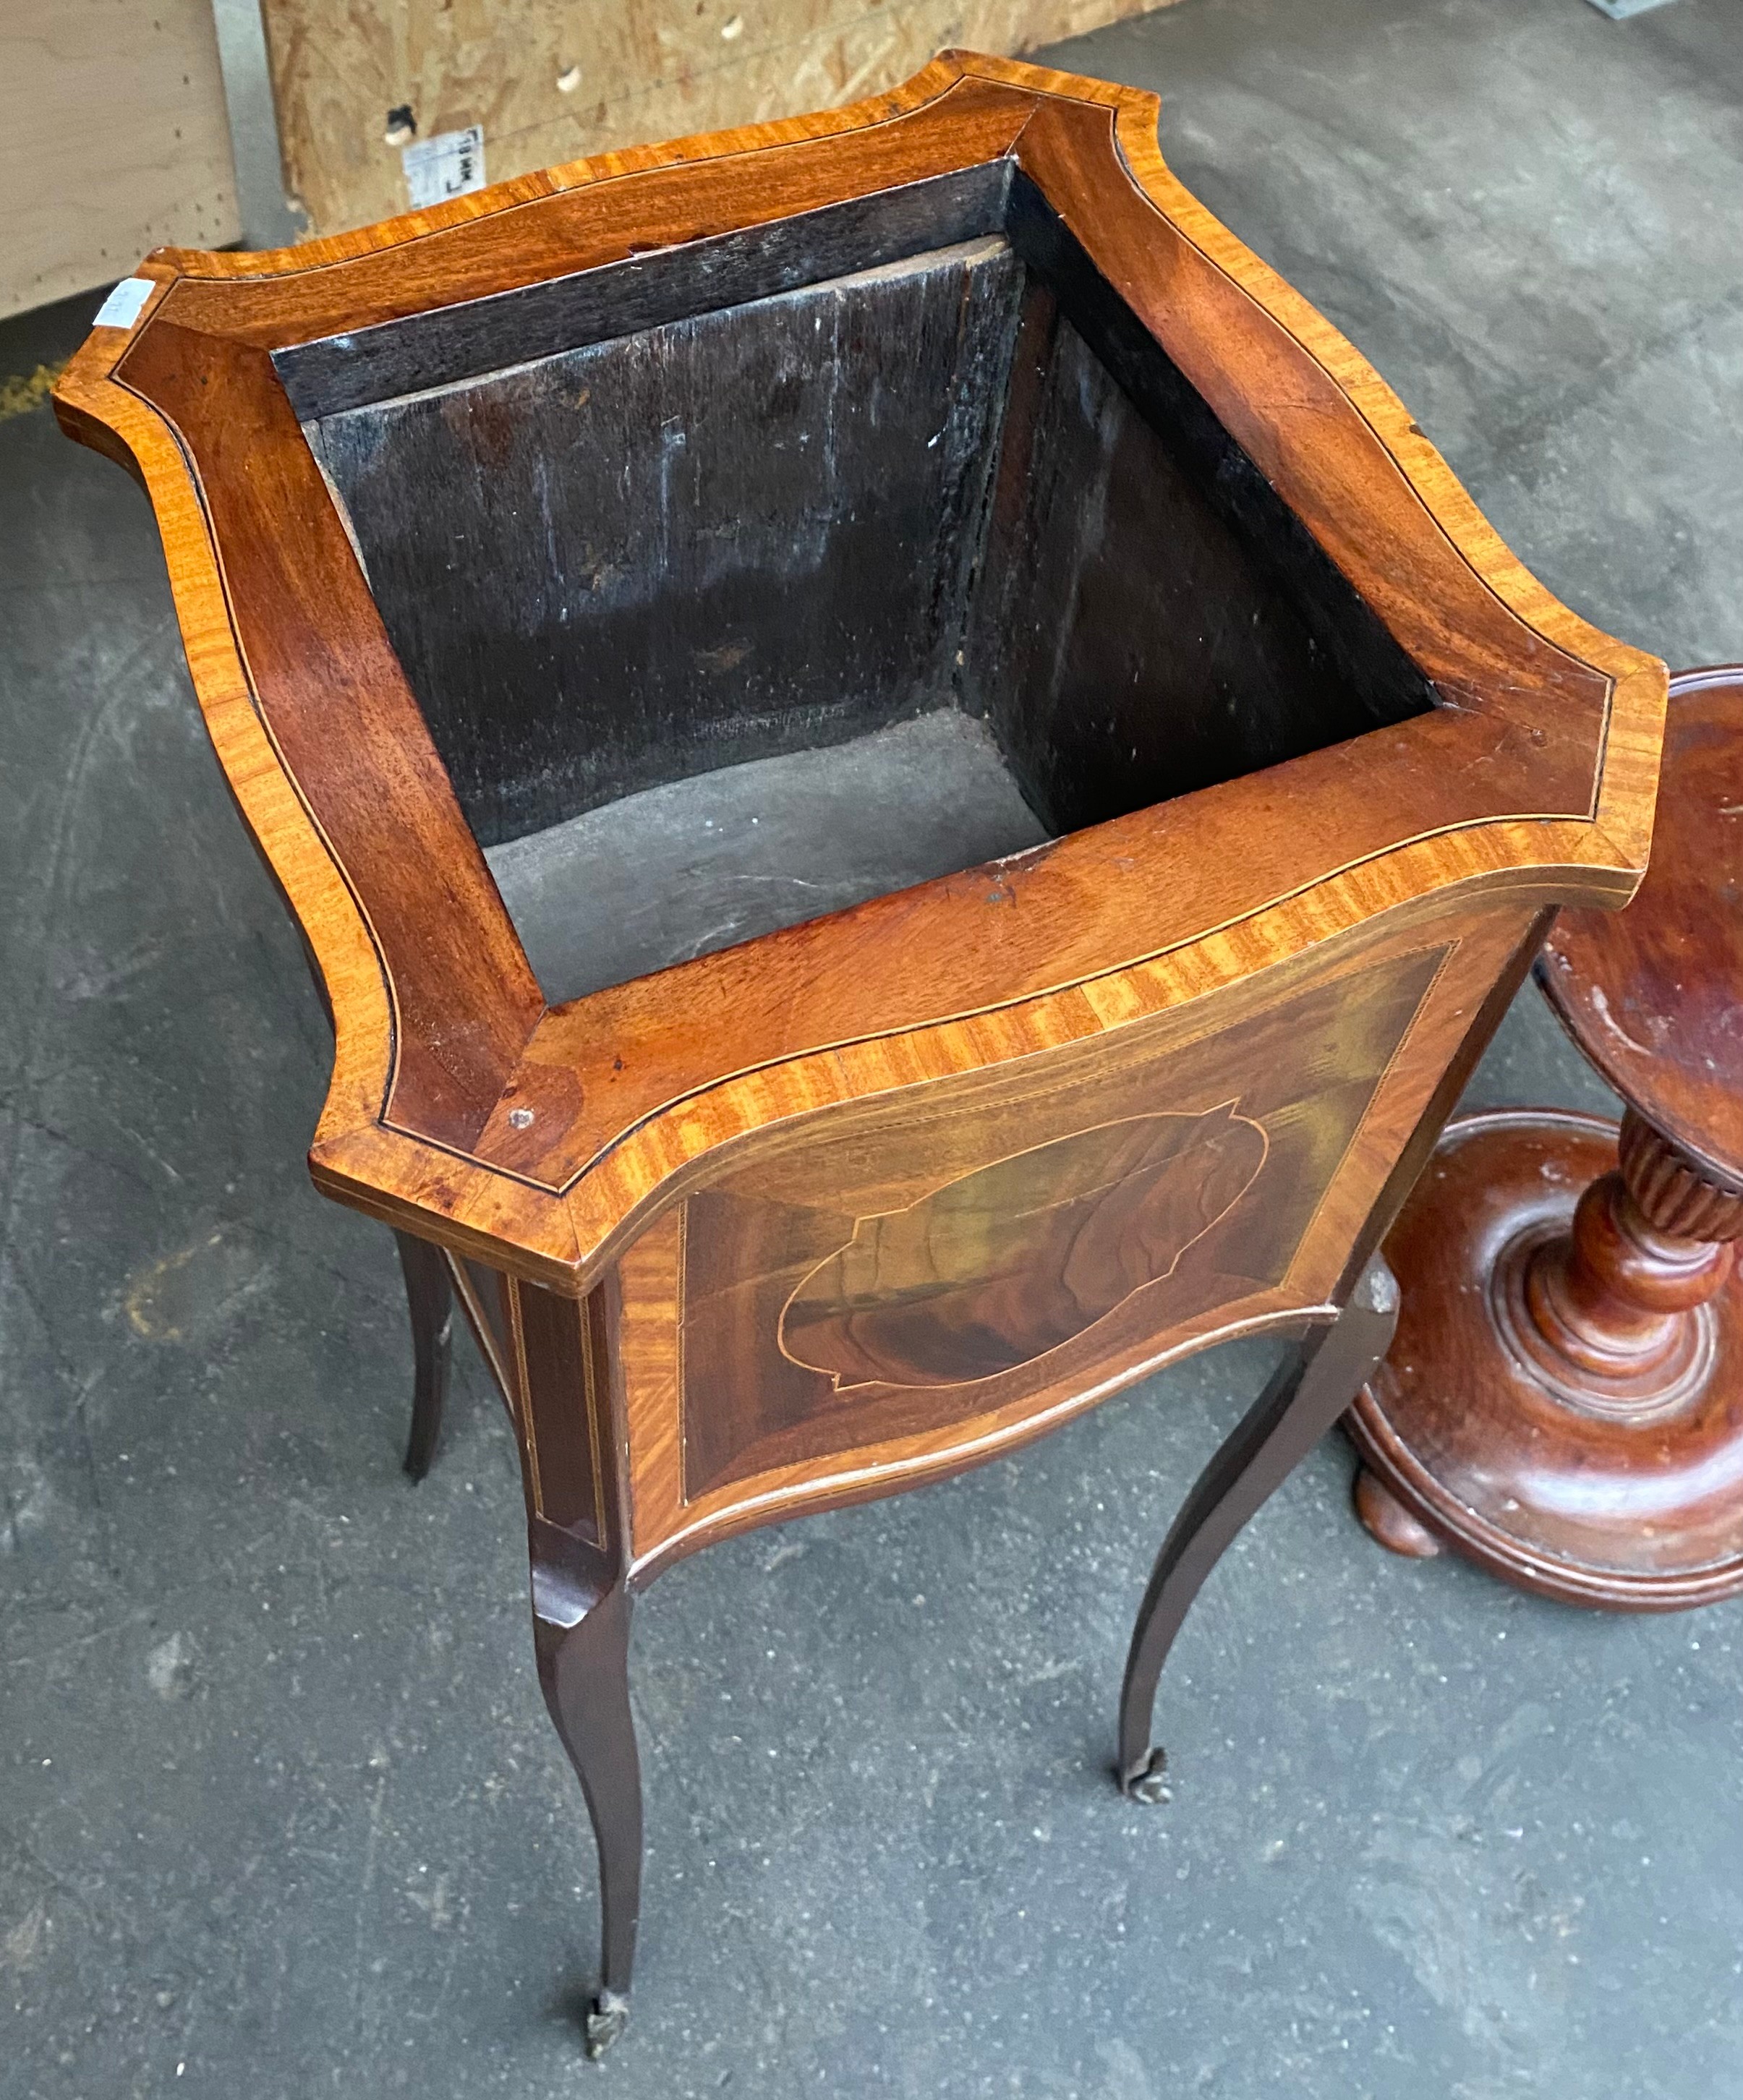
[402,127,486,210]
[93,278,155,330]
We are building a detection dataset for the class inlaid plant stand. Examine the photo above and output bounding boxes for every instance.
[56,54,1665,2051]
[1350,666,1743,1608]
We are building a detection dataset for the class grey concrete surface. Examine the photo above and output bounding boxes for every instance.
[3,1,1742,2094]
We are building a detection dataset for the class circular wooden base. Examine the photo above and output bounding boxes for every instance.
[1347,1109,1743,1611]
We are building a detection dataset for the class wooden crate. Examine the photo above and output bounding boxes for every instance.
[260,0,1164,240]
[1,0,239,318]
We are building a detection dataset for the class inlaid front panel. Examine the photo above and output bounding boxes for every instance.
[610,906,1551,1574]
[778,1099,1269,1393]
[673,942,1444,1504]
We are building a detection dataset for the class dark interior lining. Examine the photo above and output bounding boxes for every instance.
[992,170,1439,829]
[962,269,1433,835]
[311,236,1026,846]
[297,169,1436,899]
[273,164,1018,421]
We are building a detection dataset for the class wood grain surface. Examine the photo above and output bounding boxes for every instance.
[618,902,1546,1574]
[54,54,1666,1294]
[1350,668,1743,1615]
[1538,667,1743,1192]
[54,47,1666,1509]
[1349,1110,1743,1611]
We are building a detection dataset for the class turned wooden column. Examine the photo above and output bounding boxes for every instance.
[1348,667,1743,1609]
[1497,1110,1742,1413]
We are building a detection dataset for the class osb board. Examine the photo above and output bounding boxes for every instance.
[260,0,1164,239]
[1,0,239,318]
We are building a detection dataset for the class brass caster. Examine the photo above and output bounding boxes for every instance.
[584,1989,630,2058]
[1120,1746,1172,1805]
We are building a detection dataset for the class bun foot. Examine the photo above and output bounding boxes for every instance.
[1120,1746,1172,1805]
[585,1989,630,2058]
[1354,1461,1443,1559]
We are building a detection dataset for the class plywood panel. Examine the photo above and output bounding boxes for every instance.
[260,0,1163,239]
[1,0,239,317]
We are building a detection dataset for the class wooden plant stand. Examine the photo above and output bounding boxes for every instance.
[54,55,1664,2049]
[1350,667,1743,1609]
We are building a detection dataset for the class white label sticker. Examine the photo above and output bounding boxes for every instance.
[402,126,487,209]
[94,277,155,330]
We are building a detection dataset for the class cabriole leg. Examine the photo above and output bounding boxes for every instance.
[393,1229,453,1481]
[532,1565,643,2057]
[508,1273,642,2054]
[1116,1256,1399,1798]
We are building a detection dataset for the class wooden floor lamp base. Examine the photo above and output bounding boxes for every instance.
[1347,1109,1743,1611]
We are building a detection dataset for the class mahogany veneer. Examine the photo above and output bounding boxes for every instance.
[1350,667,1743,1608]
[56,54,1666,2050]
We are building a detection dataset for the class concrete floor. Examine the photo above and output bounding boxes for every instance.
[4,0,1742,2093]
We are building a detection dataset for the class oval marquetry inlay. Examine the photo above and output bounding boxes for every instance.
[778,1102,1267,1390]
